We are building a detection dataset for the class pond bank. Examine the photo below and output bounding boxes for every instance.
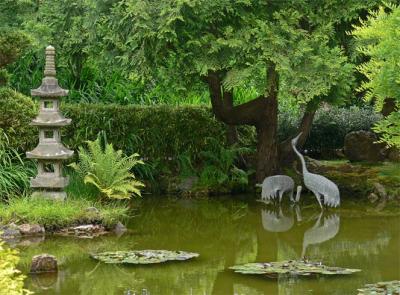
[154,159,400,203]
[0,197,129,239]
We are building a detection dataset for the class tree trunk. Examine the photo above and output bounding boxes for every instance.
[256,121,279,182]
[206,63,280,182]
[279,101,318,166]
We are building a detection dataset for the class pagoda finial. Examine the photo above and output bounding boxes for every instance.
[44,45,56,77]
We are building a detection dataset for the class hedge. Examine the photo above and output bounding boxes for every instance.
[0,87,381,161]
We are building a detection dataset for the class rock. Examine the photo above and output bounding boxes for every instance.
[113,222,127,235]
[30,254,58,273]
[0,223,21,238]
[373,182,387,200]
[18,224,45,236]
[344,131,386,162]
[386,147,400,162]
[304,156,326,173]
[57,224,108,238]
[368,193,379,203]
[85,207,99,214]
[177,176,199,192]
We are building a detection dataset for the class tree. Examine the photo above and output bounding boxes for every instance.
[103,0,382,181]
[352,3,400,148]
[0,0,32,86]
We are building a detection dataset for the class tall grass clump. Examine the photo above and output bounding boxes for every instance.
[0,132,35,200]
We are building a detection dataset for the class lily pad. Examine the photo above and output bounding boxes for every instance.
[357,280,400,295]
[230,260,361,277]
[90,250,199,265]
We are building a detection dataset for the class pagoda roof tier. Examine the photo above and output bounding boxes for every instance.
[31,175,69,189]
[31,77,68,97]
[31,112,71,126]
[26,143,74,160]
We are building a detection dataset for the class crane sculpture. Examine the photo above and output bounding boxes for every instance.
[258,175,302,203]
[291,133,340,208]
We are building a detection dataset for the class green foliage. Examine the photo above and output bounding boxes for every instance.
[0,30,31,69]
[352,3,400,147]
[0,132,35,200]
[103,0,384,105]
[61,103,234,164]
[0,197,128,230]
[279,106,381,155]
[0,237,32,295]
[70,135,145,200]
[198,138,251,189]
[0,87,37,151]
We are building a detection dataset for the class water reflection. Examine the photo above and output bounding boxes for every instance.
[261,206,340,257]
[17,197,400,295]
[302,213,340,257]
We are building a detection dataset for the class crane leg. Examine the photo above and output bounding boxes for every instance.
[313,191,323,210]
[278,190,284,203]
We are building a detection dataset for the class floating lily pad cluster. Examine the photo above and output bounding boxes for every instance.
[357,280,400,295]
[91,250,199,264]
[230,260,361,277]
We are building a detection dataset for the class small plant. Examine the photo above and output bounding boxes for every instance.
[198,138,251,189]
[69,135,145,200]
[0,236,32,295]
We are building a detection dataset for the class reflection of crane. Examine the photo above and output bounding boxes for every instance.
[291,133,340,208]
[262,208,294,232]
[302,212,340,257]
[261,205,302,232]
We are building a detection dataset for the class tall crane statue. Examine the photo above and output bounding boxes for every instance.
[291,133,340,208]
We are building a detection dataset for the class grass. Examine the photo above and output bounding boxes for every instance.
[0,197,129,230]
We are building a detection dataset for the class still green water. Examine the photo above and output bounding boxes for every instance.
[17,196,400,295]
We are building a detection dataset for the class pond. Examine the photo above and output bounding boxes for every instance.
[17,196,400,295]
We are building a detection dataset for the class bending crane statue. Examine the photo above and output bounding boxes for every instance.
[291,133,340,208]
[259,175,302,203]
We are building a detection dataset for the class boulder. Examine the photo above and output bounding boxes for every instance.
[0,223,21,238]
[30,254,58,273]
[344,131,386,162]
[18,224,45,236]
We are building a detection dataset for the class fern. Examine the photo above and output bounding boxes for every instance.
[69,135,145,200]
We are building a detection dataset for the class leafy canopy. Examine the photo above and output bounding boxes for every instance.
[352,3,400,147]
[103,0,384,105]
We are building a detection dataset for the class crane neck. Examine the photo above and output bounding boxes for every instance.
[292,141,308,174]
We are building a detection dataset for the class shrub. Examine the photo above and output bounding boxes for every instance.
[0,237,32,295]
[69,135,145,200]
[198,138,251,190]
[278,106,381,155]
[1,89,381,170]
[0,87,37,151]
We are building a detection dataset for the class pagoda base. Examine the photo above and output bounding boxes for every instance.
[32,191,66,201]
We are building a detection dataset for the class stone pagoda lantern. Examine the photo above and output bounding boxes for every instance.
[26,45,74,200]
